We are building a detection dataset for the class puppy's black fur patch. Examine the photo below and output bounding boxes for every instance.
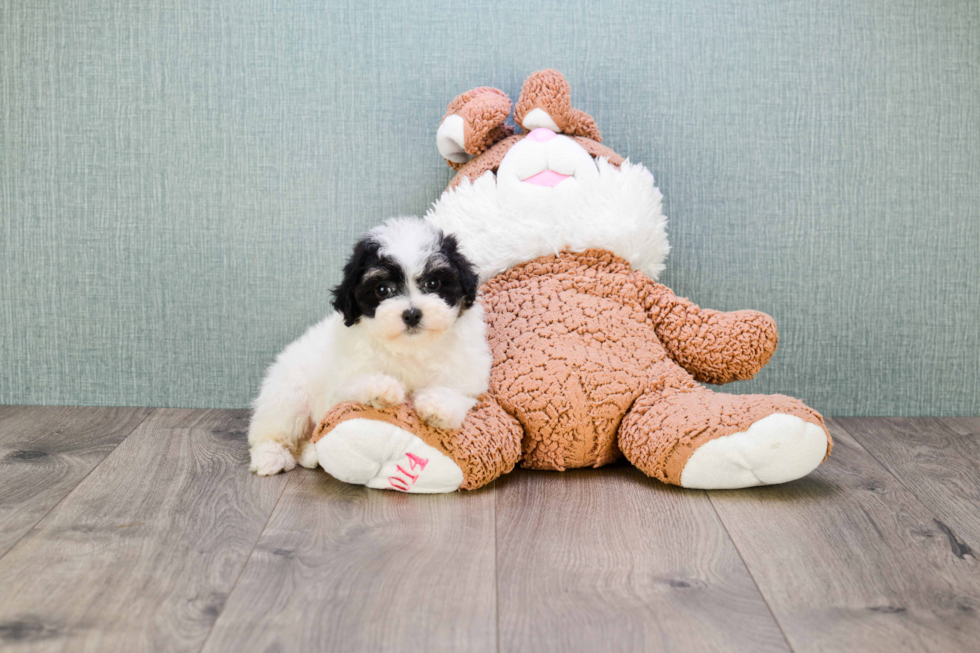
[331,238,405,326]
[423,233,478,309]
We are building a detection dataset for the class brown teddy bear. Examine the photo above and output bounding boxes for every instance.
[312,70,832,493]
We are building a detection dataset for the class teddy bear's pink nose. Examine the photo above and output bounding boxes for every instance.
[527,127,557,142]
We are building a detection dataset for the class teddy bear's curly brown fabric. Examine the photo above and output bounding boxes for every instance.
[514,69,602,141]
[441,87,514,170]
[482,249,828,481]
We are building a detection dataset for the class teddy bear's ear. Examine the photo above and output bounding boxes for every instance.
[437,87,515,169]
[514,69,602,142]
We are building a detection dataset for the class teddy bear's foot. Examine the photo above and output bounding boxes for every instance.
[678,413,828,489]
[619,388,831,489]
[315,418,464,493]
[311,397,524,492]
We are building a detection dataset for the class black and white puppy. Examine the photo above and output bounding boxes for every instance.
[248,217,490,476]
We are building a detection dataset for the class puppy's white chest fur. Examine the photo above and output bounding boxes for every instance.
[307,304,490,423]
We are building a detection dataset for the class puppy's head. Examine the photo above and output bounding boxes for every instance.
[331,217,478,344]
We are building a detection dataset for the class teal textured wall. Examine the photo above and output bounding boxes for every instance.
[2,0,978,415]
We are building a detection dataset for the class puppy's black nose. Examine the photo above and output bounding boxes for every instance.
[402,308,422,328]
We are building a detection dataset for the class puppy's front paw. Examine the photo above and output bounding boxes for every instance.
[351,374,407,408]
[413,387,477,430]
[249,441,297,476]
[297,440,319,469]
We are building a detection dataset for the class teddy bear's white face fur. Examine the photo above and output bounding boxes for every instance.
[426,128,670,283]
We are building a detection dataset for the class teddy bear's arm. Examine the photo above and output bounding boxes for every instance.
[641,279,779,384]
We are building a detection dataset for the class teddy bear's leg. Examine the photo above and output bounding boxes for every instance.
[618,384,832,489]
[310,395,523,493]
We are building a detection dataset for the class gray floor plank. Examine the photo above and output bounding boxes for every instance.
[0,409,287,653]
[202,470,498,653]
[709,418,980,653]
[947,417,980,435]
[836,417,980,545]
[495,464,790,653]
[0,405,21,419]
[0,405,153,558]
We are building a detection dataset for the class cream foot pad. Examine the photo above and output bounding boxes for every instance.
[315,418,463,493]
[680,413,829,489]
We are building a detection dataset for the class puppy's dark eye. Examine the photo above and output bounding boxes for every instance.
[422,278,440,292]
[376,283,395,299]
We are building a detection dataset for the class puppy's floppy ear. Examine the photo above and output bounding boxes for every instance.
[331,237,380,326]
[439,233,479,309]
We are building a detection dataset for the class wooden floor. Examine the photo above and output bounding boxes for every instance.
[0,407,978,652]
